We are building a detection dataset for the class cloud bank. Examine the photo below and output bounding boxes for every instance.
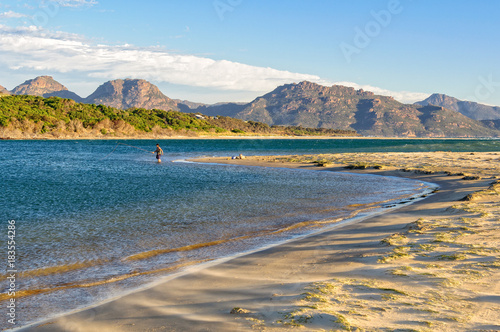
[0,25,428,103]
[0,25,324,92]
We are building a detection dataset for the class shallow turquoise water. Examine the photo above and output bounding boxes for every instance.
[1,138,491,328]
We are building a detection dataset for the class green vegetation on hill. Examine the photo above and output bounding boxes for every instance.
[0,95,357,139]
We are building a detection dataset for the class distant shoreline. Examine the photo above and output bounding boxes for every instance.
[1,135,496,141]
[0,135,357,140]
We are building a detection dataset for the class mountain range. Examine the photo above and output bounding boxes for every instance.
[3,76,500,137]
[415,93,500,120]
[195,82,499,137]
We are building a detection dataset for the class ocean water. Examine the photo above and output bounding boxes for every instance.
[1,138,496,329]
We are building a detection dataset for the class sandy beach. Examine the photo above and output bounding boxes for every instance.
[20,152,500,331]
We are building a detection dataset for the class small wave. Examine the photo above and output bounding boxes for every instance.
[124,235,253,261]
[266,220,327,235]
[124,204,376,262]
[17,259,107,278]
[0,259,208,303]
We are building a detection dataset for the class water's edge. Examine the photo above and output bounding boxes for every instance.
[13,161,438,331]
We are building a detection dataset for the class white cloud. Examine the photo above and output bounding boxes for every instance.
[0,25,429,104]
[0,25,323,93]
[52,0,98,7]
[0,11,27,19]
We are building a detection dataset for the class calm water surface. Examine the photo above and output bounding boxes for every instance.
[2,138,494,328]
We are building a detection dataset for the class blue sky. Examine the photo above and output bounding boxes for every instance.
[0,0,498,106]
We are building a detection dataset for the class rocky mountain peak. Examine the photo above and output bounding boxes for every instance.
[11,76,68,96]
[275,81,376,98]
[84,78,178,111]
[0,84,10,96]
[10,76,82,101]
[420,93,460,106]
[416,93,500,120]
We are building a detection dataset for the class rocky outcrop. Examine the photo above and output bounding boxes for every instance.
[415,93,500,120]
[84,79,179,111]
[0,85,10,96]
[10,76,82,101]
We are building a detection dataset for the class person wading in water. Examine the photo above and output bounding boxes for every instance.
[152,143,164,163]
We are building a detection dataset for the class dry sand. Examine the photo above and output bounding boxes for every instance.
[20,152,500,332]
